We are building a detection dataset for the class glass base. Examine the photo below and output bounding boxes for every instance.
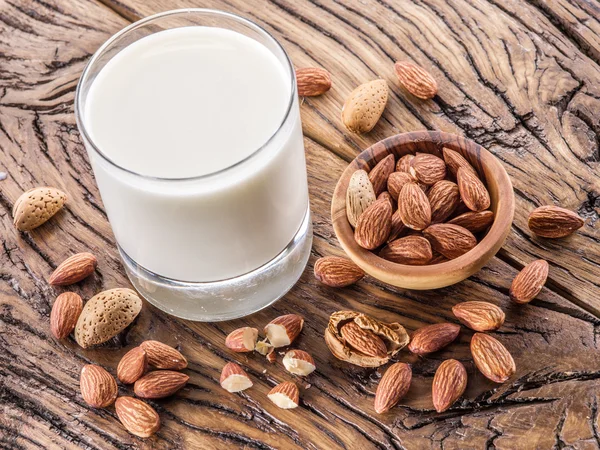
[119,209,313,321]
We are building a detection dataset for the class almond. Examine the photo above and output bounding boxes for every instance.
[393,61,437,99]
[134,370,189,399]
[387,171,415,200]
[457,167,490,212]
[408,323,460,355]
[341,79,388,133]
[50,292,82,339]
[314,255,365,287]
[346,169,376,227]
[452,301,505,331]
[80,364,117,408]
[220,362,253,393]
[377,191,394,209]
[225,327,259,352]
[117,347,148,384]
[266,348,276,363]
[340,321,387,358]
[374,362,412,414]
[296,67,332,97]
[387,209,407,243]
[432,359,467,413]
[509,259,549,304]
[448,210,494,233]
[423,224,477,259]
[442,147,477,178]
[368,154,395,196]
[115,397,160,438]
[528,205,584,238]
[428,180,460,223]
[396,154,414,173]
[398,182,431,230]
[255,338,274,356]
[283,350,316,376]
[409,153,446,185]
[470,333,515,383]
[140,340,188,370]
[265,314,304,347]
[380,235,432,265]
[12,186,67,231]
[48,252,97,286]
[354,198,392,249]
[268,381,300,409]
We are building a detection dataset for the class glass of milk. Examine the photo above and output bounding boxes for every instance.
[75,9,312,321]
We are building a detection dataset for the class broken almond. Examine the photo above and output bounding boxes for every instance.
[509,259,549,304]
[374,362,412,414]
[283,350,316,376]
[220,362,253,392]
[265,314,304,347]
[314,256,365,287]
[225,327,259,352]
[268,381,299,409]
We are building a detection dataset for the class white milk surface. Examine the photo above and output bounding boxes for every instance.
[84,27,308,281]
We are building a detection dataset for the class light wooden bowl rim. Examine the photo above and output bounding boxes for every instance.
[331,130,515,290]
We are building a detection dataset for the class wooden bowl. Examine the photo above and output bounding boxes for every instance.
[331,131,514,290]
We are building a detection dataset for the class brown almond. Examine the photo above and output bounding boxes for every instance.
[408,323,460,355]
[296,67,332,97]
[377,191,394,209]
[354,198,392,249]
[80,364,117,408]
[394,61,437,99]
[341,79,388,134]
[398,182,431,231]
[140,340,188,370]
[442,147,477,178]
[448,210,494,233]
[528,205,584,238]
[340,321,387,358]
[115,397,160,438]
[387,209,407,243]
[346,169,376,227]
[396,154,414,173]
[374,362,412,414]
[268,381,300,409]
[432,359,467,413]
[387,171,415,200]
[509,259,549,304]
[314,256,365,287]
[48,252,97,286]
[428,180,460,223]
[409,153,447,185]
[50,292,82,339]
[368,154,395,196]
[380,235,432,265]
[117,347,148,384]
[134,370,189,399]
[264,314,304,347]
[452,301,505,331]
[423,224,477,259]
[457,167,490,212]
[470,333,515,383]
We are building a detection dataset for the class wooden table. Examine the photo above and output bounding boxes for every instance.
[2,0,600,448]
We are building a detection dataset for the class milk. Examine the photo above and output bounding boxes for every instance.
[81,27,309,282]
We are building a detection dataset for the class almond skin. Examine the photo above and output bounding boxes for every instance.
[314,256,365,287]
[220,362,253,392]
[341,79,388,133]
[448,210,494,233]
[528,205,584,238]
[268,381,300,409]
[423,224,477,259]
[340,321,388,358]
[296,67,331,97]
[387,171,416,200]
[117,347,148,384]
[225,327,259,352]
[80,364,118,408]
[452,301,505,331]
[457,167,490,212]
[396,154,414,172]
[398,182,431,230]
[408,323,460,355]
[432,359,467,413]
[354,198,392,249]
[409,153,447,185]
[115,397,160,438]
[12,186,67,231]
[394,61,437,99]
[442,147,477,177]
[428,180,460,223]
[380,235,432,265]
[470,333,516,383]
[346,169,376,227]
[374,362,412,414]
[140,340,188,370]
[48,252,97,286]
[134,370,189,399]
[264,314,304,347]
[509,259,549,304]
[368,154,395,196]
[50,292,82,339]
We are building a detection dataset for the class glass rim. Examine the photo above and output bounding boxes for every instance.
[74,8,297,182]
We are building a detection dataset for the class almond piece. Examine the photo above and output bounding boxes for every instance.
[428,180,460,223]
[283,350,316,376]
[379,235,432,265]
[346,169,377,227]
[432,359,467,413]
[340,321,387,358]
[423,224,477,259]
[509,259,549,304]
[409,153,446,185]
[12,186,67,231]
[354,198,392,249]
[452,301,505,332]
[265,314,304,347]
[80,364,118,408]
[457,167,490,212]
[140,340,188,370]
[374,362,412,414]
[268,381,299,409]
[225,327,259,352]
[341,79,388,134]
[387,209,407,243]
[368,154,395,196]
[470,333,516,383]
[442,147,477,178]
[528,205,584,238]
[255,338,274,356]
[49,252,97,286]
[266,348,276,363]
[408,323,460,355]
[117,347,148,384]
[220,362,253,393]
[393,61,437,99]
[387,171,415,200]
[448,210,494,233]
[314,256,365,287]
[398,182,431,231]
[396,154,414,173]
[296,67,331,97]
[115,397,160,438]
[134,370,189,399]
[50,292,82,339]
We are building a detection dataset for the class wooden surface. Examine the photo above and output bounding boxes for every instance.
[1,0,600,449]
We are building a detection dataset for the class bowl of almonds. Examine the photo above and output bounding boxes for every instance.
[331,130,514,289]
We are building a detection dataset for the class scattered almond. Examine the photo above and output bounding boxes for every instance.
[398,182,431,230]
[265,314,304,347]
[12,186,67,231]
[354,197,392,249]
[50,292,82,339]
[134,370,189,399]
[283,350,316,376]
[470,333,515,383]
[442,147,477,177]
[225,327,259,352]
[379,235,432,265]
[452,301,505,331]
[296,67,331,97]
[268,381,299,409]
[117,347,148,384]
[408,323,460,355]
[80,364,118,408]
[394,61,437,99]
[410,153,447,185]
[115,397,160,438]
[340,321,387,358]
[448,210,494,233]
[428,180,460,223]
[140,340,188,370]
[509,259,549,304]
[369,154,395,196]
[457,167,490,212]
[374,362,412,414]
[432,359,467,413]
[423,224,477,259]
[341,79,388,133]
[220,362,253,393]
[528,205,584,238]
[314,256,365,287]
[346,169,376,227]
[48,252,97,286]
